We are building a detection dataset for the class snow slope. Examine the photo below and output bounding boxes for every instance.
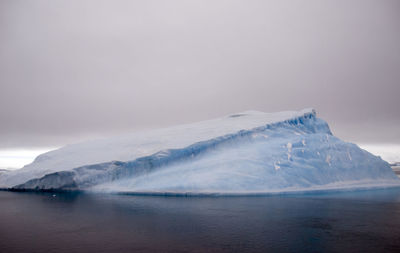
[0,109,314,188]
[2,109,399,193]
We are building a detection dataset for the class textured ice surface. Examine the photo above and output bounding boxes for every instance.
[0,109,312,188]
[3,109,400,193]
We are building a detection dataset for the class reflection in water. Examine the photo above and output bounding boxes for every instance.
[1,189,400,252]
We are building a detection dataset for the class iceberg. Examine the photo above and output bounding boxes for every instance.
[1,108,399,194]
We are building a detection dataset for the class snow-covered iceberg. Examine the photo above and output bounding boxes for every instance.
[1,109,399,194]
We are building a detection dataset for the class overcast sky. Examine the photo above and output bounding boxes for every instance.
[1,0,399,151]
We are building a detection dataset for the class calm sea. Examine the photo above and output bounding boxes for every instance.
[1,189,400,252]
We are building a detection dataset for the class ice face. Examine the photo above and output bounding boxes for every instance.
[8,109,400,194]
[90,119,399,194]
[0,109,316,188]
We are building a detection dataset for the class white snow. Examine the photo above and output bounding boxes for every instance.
[325,154,332,166]
[2,108,399,194]
[0,109,315,187]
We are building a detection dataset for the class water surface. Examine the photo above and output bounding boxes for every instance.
[1,189,400,252]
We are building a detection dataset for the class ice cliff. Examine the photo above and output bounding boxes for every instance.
[1,109,399,194]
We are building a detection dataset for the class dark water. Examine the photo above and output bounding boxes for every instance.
[1,189,400,253]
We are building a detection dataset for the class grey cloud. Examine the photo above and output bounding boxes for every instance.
[0,0,399,148]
